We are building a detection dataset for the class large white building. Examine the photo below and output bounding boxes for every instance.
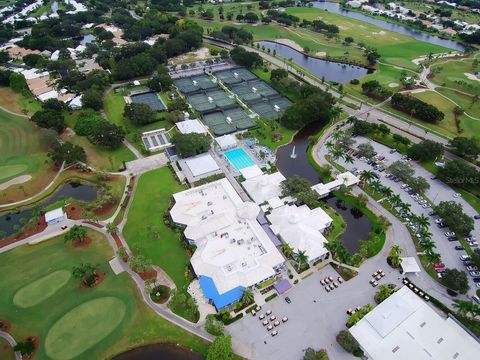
[170,179,285,310]
[350,286,480,360]
[267,204,332,264]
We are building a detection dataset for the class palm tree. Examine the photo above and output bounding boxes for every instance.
[378,216,391,232]
[329,106,343,122]
[360,170,374,186]
[370,180,383,194]
[343,154,354,164]
[241,288,254,305]
[388,245,403,267]
[418,229,432,241]
[64,225,87,244]
[331,147,343,160]
[294,250,309,271]
[106,222,118,234]
[331,130,343,142]
[281,242,294,259]
[381,186,393,200]
[416,214,430,232]
[399,202,411,214]
[421,239,436,255]
[425,251,441,264]
[453,300,472,318]
[325,140,334,150]
[390,194,402,208]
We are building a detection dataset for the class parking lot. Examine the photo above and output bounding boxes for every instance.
[332,136,480,295]
[228,264,402,360]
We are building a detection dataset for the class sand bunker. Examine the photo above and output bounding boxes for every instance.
[388,83,399,88]
[172,47,211,63]
[316,51,327,57]
[275,39,304,52]
[372,31,386,35]
[464,73,480,81]
[0,174,32,191]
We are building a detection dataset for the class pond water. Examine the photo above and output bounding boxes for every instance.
[276,122,371,253]
[312,1,464,51]
[0,183,97,239]
[255,40,370,83]
[113,344,204,360]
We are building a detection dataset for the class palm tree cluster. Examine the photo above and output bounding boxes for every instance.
[388,245,403,268]
[325,130,356,165]
[453,300,480,319]
[359,170,441,265]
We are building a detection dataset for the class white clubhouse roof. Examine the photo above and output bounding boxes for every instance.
[312,171,359,197]
[170,179,284,294]
[215,134,237,150]
[267,204,332,261]
[242,171,286,204]
[240,165,263,180]
[176,119,207,134]
[184,153,220,177]
[44,208,65,222]
[400,257,421,274]
[350,286,480,360]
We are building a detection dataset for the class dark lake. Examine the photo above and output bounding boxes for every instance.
[256,40,370,83]
[312,1,464,51]
[113,344,204,360]
[276,122,371,253]
[0,183,97,239]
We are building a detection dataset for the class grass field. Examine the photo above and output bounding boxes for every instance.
[430,58,480,96]
[0,230,209,359]
[0,87,42,115]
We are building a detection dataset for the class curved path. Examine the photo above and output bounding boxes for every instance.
[0,331,22,360]
[0,105,28,118]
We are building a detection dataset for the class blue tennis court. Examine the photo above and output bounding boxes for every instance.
[224,148,255,171]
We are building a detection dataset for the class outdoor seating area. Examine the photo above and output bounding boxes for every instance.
[369,269,386,287]
[254,306,289,337]
[321,276,344,293]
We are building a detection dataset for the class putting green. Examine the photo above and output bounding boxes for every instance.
[13,270,71,308]
[45,297,126,360]
[0,164,28,181]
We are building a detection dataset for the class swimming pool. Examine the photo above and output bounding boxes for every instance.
[224,148,255,171]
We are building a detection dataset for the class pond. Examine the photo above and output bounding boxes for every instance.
[276,122,371,253]
[255,40,370,83]
[0,183,97,239]
[312,1,464,51]
[113,344,204,360]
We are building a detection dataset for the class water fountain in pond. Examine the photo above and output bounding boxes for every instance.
[290,145,297,159]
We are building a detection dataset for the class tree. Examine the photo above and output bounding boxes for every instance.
[64,225,87,244]
[437,160,480,188]
[207,335,233,360]
[374,284,395,304]
[442,268,470,294]
[13,338,35,356]
[293,250,309,271]
[229,47,263,68]
[336,330,360,354]
[90,121,125,149]
[407,140,443,162]
[31,110,65,132]
[388,160,415,182]
[388,245,403,268]
[281,242,294,258]
[408,176,430,193]
[205,314,225,336]
[359,170,374,185]
[106,222,118,234]
[303,348,329,360]
[421,239,436,256]
[9,72,27,92]
[435,200,474,236]
[356,193,368,207]
[81,88,104,110]
[124,103,155,125]
[241,288,254,305]
[147,73,173,92]
[449,137,480,159]
[42,98,65,112]
[281,176,319,208]
[72,263,100,287]
[357,143,375,158]
[171,133,211,158]
[49,142,86,166]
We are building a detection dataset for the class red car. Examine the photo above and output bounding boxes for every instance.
[434,262,445,269]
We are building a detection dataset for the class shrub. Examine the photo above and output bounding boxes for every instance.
[205,314,225,336]
[336,330,359,354]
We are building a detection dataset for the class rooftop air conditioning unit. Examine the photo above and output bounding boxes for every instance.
[193,80,198,86]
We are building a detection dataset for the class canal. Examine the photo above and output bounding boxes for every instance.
[312,1,464,51]
[276,122,371,253]
[255,40,371,83]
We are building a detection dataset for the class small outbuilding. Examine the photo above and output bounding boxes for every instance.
[400,257,421,275]
[44,208,66,225]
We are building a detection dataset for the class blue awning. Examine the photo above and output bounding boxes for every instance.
[274,279,292,294]
[199,276,244,310]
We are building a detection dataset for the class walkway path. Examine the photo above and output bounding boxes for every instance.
[0,105,28,118]
[123,139,143,159]
[0,331,21,360]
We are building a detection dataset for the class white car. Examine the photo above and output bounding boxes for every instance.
[434,218,443,224]
[466,266,478,271]
[460,255,471,261]
[453,193,461,198]
[470,271,480,277]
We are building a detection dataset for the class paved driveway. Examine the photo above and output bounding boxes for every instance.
[228,264,402,360]
[125,153,168,174]
[332,137,480,296]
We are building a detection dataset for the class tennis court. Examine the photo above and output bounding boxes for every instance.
[187,89,236,114]
[130,92,166,111]
[214,68,257,85]
[250,97,292,118]
[202,106,255,136]
[174,74,217,95]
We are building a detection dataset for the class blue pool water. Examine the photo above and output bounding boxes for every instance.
[224,148,255,171]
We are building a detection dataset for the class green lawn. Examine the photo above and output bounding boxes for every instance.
[430,58,480,96]
[0,230,209,360]
[123,168,189,290]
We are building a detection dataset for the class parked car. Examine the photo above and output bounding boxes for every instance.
[259,314,265,320]
[448,237,458,242]
[285,297,291,304]
[453,193,461,198]
[271,330,278,336]
[273,320,280,327]
[428,211,436,216]
[435,218,443,224]
[389,149,397,154]
[267,324,273,331]
[472,296,480,304]
[262,320,269,326]
[270,315,276,321]
[444,231,455,237]
[454,245,465,251]
[460,255,472,261]
[266,310,272,315]
[473,278,480,283]
[474,214,480,220]
[470,271,480,277]
[466,266,478,271]
[282,316,288,323]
